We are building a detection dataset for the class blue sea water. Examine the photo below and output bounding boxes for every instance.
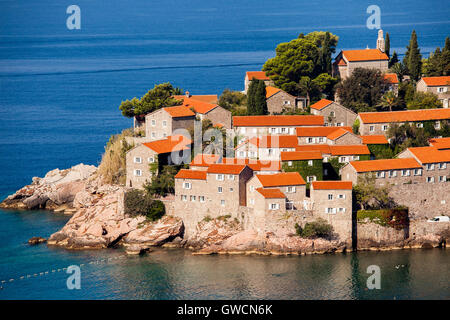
[0,0,449,299]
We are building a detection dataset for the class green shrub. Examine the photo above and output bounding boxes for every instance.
[295,218,333,239]
[203,215,212,222]
[357,208,409,230]
[124,189,165,221]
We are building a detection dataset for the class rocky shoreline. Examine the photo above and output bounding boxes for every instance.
[1,164,448,256]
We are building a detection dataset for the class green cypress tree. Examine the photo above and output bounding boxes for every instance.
[442,37,450,75]
[254,80,268,115]
[403,30,422,81]
[389,51,399,68]
[246,80,257,115]
[385,32,390,58]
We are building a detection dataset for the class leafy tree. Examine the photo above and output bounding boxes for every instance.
[423,37,450,76]
[354,175,394,210]
[262,31,338,96]
[124,190,165,221]
[390,62,407,82]
[295,218,333,239]
[311,73,338,100]
[296,76,318,104]
[407,91,443,110]
[389,51,399,68]
[385,32,390,58]
[119,82,182,118]
[218,89,247,111]
[403,30,422,81]
[144,165,178,197]
[336,68,389,113]
[377,91,403,112]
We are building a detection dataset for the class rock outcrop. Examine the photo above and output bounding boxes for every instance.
[0,164,97,212]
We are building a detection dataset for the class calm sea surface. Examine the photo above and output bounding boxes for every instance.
[0,0,449,299]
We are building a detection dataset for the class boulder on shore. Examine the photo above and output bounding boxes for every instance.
[28,237,47,245]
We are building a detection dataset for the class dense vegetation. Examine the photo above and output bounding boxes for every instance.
[357,208,409,230]
[295,218,334,239]
[247,79,268,115]
[119,82,183,118]
[124,189,166,221]
[218,89,247,116]
[353,175,395,211]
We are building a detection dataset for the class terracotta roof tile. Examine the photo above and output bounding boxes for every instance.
[173,94,218,104]
[256,188,286,199]
[143,135,192,154]
[295,144,331,154]
[190,154,221,167]
[330,145,370,156]
[421,76,450,86]
[384,73,399,84]
[337,59,347,66]
[246,71,270,80]
[311,181,352,190]
[281,151,322,161]
[240,135,298,149]
[359,108,450,124]
[221,158,281,172]
[361,135,389,144]
[233,115,324,127]
[206,164,248,175]
[429,137,450,150]
[265,86,282,98]
[309,99,333,111]
[349,158,422,172]
[326,128,353,140]
[296,126,352,137]
[175,169,207,180]
[256,172,306,187]
[163,105,195,118]
[181,97,218,114]
[407,146,450,164]
[342,49,389,62]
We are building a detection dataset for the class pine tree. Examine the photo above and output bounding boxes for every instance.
[385,32,390,57]
[389,51,399,68]
[403,30,422,81]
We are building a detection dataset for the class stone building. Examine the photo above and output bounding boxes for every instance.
[384,73,399,94]
[125,135,192,189]
[295,144,370,164]
[309,99,357,127]
[246,172,306,211]
[265,86,308,114]
[233,115,324,141]
[244,71,274,93]
[296,126,361,145]
[310,181,353,243]
[235,135,298,160]
[397,146,450,184]
[416,76,450,108]
[332,48,389,80]
[340,158,423,186]
[145,106,195,141]
[280,151,324,183]
[357,108,450,136]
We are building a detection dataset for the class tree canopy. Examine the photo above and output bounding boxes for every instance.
[423,37,450,76]
[119,82,183,118]
[336,68,389,113]
[262,31,338,100]
[403,30,422,81]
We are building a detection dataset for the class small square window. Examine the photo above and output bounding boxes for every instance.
[369,126,375,132]
[134,157,142,164]
[218,187,223,193]
[220,200,225,206]
[308,160,313,166]
[328,194,333,200]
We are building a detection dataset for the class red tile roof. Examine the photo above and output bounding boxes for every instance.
[256,172,306,187]
[330,145,370,156]
[429,137,450,150]
[326,128,354,140]
[266,86,282,99]
[256,188,286,199]
[221,158,281,172]
[280,151,322,161]
[384,73,399,84]
[421,76,450,86]
[175,169,207,180]
[361,135,389,144]
[295,144,332,154]
[296,126,352,137]
[206,164,248,175]
[173,94,218,104]
[181,97,218,114]
[309,99,333,111]
[239,135,298,149]
[143,135,192,154]
[163,105,195,118]
[233,115,324,127]
[337,59,347,66]
[311,181,352,190]
[342,49,389,62]
[190,154,221,167]
[407,146,450,164]
[359,108,450,124]
[246,71,270,80]
[349,158,422,173]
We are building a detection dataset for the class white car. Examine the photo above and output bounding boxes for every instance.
[427,216,450,222]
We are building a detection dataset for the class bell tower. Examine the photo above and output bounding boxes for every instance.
[377,29,385,52]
